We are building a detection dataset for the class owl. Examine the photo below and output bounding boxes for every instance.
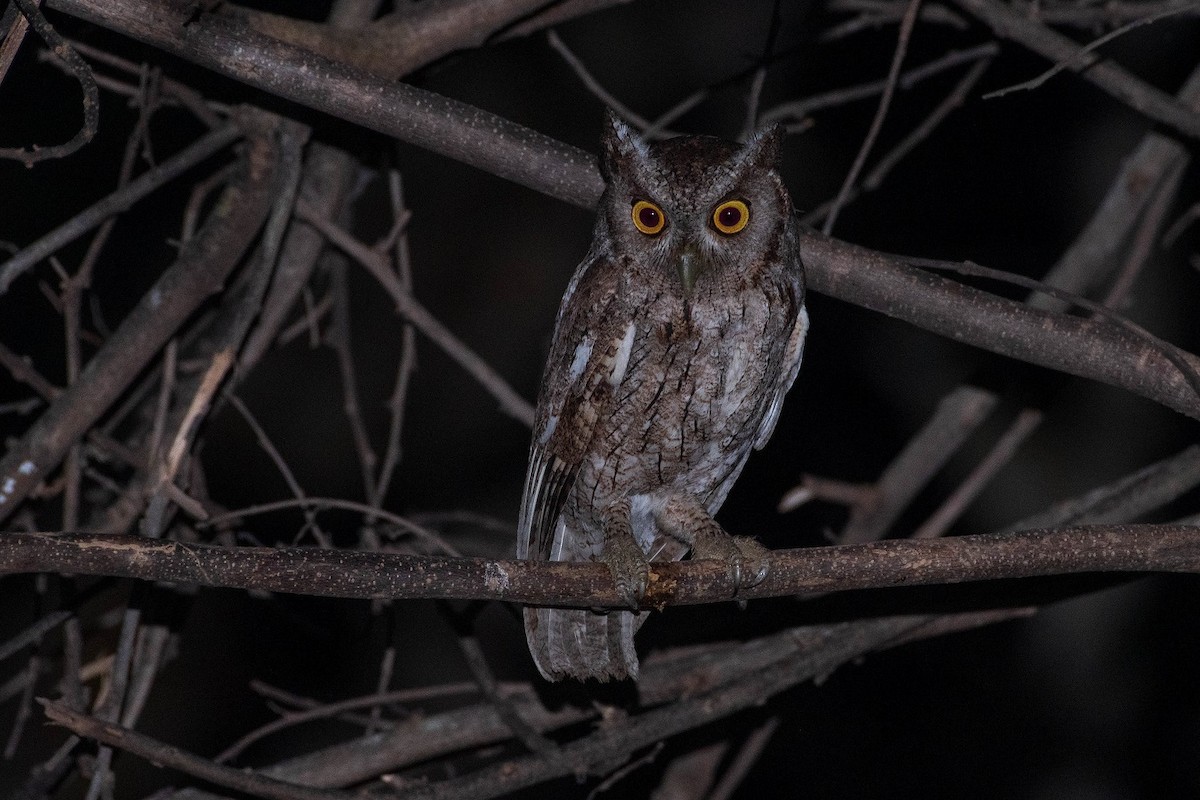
[517,111,808,682]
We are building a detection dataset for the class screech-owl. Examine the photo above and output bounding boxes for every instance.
[517,111,808,682]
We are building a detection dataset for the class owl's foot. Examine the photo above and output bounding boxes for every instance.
[656,495,770,597]
[691,531,770,595]
[602,498,650,609]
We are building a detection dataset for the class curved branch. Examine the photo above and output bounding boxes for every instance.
[0,0,99,166]
[1,525,1198,607]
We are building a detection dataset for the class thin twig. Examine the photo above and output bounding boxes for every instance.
[197,496,459,556]
[328,260,381,506]
[983,2,1200,99]
[838,385,997,543]
[547,29,652,130]
[455,630,557,756]
[373,172,418,504]
[763,43,998,126]
[0,610,71,663]
[1101,172,1180,308]
[822,0,922,234]
[1006,446,1200,531]
[950,0,1200,138]
[801,53,993,225]
[0,123,241,295]
[913,408,1043,539]
[707,717,780,800]
[294,199,536,428]
[226,394,329,547]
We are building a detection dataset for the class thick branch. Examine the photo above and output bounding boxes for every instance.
[231,0,633,81]
[804,233,1200,419]
[44,0,604,208]
[1,526,1197,607]
[41,0,1200,421]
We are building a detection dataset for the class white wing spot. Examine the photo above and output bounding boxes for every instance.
[18,461,35,475]
[539,413,559,445]
[609,322,636,387]
[569,337,593,383]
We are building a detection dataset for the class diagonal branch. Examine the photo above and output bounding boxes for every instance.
[39,0,1200,423]
[0,122,241,295]
[0,112,279,526]
[40,700,352,800]
[948,0,1200,138]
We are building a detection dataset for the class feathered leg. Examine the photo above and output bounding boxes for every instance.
[655,494,770,594]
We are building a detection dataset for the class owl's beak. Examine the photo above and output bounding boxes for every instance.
[676,243,704,296]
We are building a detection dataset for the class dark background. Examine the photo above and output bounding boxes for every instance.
[2,0,1200,797]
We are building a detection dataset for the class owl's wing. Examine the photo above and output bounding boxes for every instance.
[754,303,809,451]
[518,266,633,562]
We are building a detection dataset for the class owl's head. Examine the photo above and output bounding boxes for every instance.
[596,110,795,297]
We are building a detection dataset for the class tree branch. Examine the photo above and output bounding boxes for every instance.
[44,0,605,208]
[949,0,1200,138]
[40,700,353,800]
[40,0,1200,423]
[0,122,241,295]
[0,111,280,526]
[1,525,1197,608]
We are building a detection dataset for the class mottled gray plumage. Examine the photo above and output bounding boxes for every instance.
[518,112,808,681]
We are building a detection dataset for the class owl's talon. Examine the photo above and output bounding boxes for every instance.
[732,535,770,590]
[691,533,769,597]
[601,502,651,609]
[605,549,649,610]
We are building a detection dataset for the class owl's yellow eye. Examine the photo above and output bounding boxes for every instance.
[632,200,666,235]
[712,200,750,235]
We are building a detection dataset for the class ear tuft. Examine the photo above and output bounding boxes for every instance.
[599,109,650,180]
[738,123,785,170]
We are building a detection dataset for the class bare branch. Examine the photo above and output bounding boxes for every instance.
[805,234,1200,420]
[0,0,98,166]
[36,0,1200,424]
[44,0,605,207]
[2,525,1199,608]
[230,0,632,81]
[0,123,241,295]
[41,700,354,800]
[949,0,1200,138]
[983,2,1200,100]
[0,113,279,526]
[823,0,922,234]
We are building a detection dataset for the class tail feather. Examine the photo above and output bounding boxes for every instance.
[524,606,646,681]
